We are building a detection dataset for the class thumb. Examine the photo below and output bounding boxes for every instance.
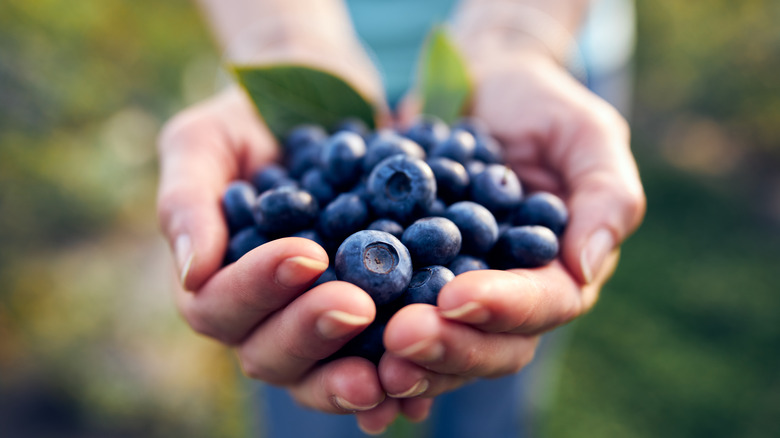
[555,111,646,284]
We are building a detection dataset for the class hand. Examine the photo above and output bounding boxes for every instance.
[377,49,645,419]
[156,87,421,429]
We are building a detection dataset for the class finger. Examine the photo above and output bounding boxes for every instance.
[383,304,539,377]
[379,353,468,399]
[157,88,276,291]
[399,397,435,423]
[235,281,375,385]
[355,398,401,435]
[287,356,386,414]
[549,98,646,284]
[176,237,329,344]
[438,255,620,335]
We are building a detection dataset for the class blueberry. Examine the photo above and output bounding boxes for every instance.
[465,160,486,180]
[426,157,470,204]
[320,131,366,188]
[473,134,505,164]
[444,201,500,255]
[427,198,447,217]
[367,155,436,224]
[448,255,489,276]
[491,225,559,269]
[300,168,336,206]
[222,181,257,234]
[311,266,337,288]
[329,318,387,364]
[363,132,426,174]
[430,129,476,164]
[284,124,327,155]
[367,219,404,239]
[291,229,327,249]
[512,192,569,236]
[453,116,489,139]
[253,186,318,236]
[318,193,369,242]
[335,230,413,306]
[225,227,268,264]
[332,117,370,139]
[402,265,455,306]
[470,164,523,216]
[251,164,289,194]
[286,142,323,179]
[401,217,462,267]
[404,115,450,153]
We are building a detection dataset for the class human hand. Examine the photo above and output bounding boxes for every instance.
[375,48,646,423]
[153,37,458,431]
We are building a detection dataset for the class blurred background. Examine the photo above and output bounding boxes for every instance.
[1,1,778,437]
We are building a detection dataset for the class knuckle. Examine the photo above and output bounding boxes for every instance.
[236,348,295,385]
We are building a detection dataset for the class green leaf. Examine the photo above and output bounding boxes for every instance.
[232,64,377,142]
[418,26,472,124]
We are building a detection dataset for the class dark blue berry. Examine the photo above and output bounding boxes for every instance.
[470,164,523,216]
[363,132,426,174]
[284,124,327,155]
[311,266,337,288]
[453,117,489,139]
[225,227,268,264]
[430,129,476,164]
[251,164,289,193]
[286,142,323,179]
[473,134,504,164]
[444,201,500,255]
[448,255,489,276]
[300,168,336,206]
[426,157,470,204]
[335,230,413,306]
[367,219,404,239]
[367,155,436,224]
[512,192,569,236]
[465,160,486,180]
[222,181,257,234]
[402,265,455,306]
[291,229,327,249]
[404,115,450,153]
[330,318,387,364]
[318,193,369,242]
[253,186,318,236]
[320,131,366,189]
[491,225,559,269]
[332,117,370,138]
[401,217,462,267]
[427,198,448,217]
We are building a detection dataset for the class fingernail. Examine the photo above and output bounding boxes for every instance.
[581,228,615,284]
[440,302,490,324]
[174,234,194,290]
[358,422,387,436]
[316,310,372,340]
[275,256,328,288]
[333,396,380,412]
[396,338,445,363]
[389,379,429,398]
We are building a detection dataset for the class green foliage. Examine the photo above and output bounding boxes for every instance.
[418,26,472,124]
[233,64,377,141]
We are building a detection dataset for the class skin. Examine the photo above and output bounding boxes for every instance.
[158,0,646,434]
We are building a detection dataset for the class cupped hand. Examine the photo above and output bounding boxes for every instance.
[156,87,399,422]
[380,50,645,410]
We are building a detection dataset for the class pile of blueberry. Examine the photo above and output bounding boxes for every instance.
[221,116,568,362]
